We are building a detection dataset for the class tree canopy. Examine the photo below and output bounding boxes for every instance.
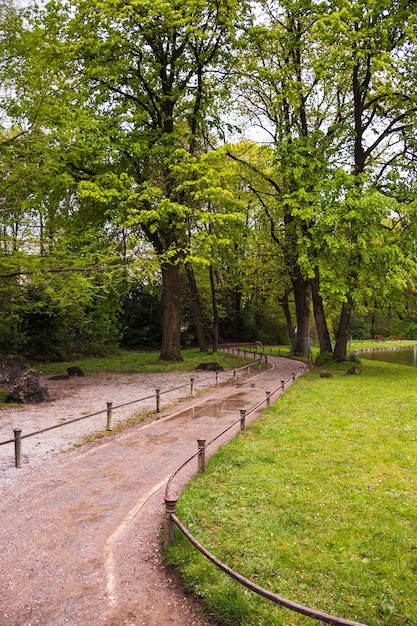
[1,0,417,361]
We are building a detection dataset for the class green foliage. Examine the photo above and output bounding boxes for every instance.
[314,351,333,365]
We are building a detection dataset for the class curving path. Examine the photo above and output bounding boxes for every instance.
[0,356,306,626]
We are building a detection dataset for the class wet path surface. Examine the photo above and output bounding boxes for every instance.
[0,357,306,626]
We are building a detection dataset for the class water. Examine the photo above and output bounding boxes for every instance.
[359,347,417,367]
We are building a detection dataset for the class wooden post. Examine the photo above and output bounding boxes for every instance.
[281,379,285,390]
[190,377,195,398]
[240,409,246,432]
[14,428,22,469]
[156,388,161,413]
[106,402,113,431]
[266,391,271,409]
[197,438,206,473]
[164,496,178,547]
[292,372,296,381]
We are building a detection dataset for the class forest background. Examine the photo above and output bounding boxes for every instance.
[1,0,417,363]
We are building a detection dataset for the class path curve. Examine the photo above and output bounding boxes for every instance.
[0,357,306,626]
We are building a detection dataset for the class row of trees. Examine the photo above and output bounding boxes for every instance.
[1,0,417,361]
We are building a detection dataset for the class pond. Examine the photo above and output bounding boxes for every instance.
[358,346,417,367]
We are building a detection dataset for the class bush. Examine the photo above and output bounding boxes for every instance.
[347,353,362,364]
[314,351,333,365]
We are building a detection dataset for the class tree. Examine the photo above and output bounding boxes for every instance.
[10,0,249,361]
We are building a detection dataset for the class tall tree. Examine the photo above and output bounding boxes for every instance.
[13,0,248,361]
[323,0,417,359]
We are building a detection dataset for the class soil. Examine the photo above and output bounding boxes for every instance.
[0,358,306,626]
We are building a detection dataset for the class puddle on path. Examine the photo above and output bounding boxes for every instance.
[165,391,254,421]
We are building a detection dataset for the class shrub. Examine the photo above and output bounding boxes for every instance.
[314,351,333,365]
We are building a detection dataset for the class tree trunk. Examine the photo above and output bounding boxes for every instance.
[209,265,219,352]
[186,266,208,353]
[311,267,332,354]
[279,292,296,350]
[160,262,183,361]
[333,297,353,361]
[292,269,311,355]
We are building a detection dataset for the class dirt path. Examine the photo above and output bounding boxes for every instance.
[0,357,306,626]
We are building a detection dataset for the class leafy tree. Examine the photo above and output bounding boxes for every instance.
[9,0,250,361]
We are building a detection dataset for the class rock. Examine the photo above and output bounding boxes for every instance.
[347,366,362,375]
[320,370,332,378]
[0,355,28,386]
[7,369,50,404]
[195,362,224,372]
[67,366,84,377]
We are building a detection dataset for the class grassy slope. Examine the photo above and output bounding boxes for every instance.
[166,359,417,626]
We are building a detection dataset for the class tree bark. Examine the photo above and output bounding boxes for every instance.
[279,292,296,350]
[333,297,353,361]
[292,268,311,355]
[160,261,183,361]
[186,266,208,353]
[311,267,332,354]
[209,264,219,353]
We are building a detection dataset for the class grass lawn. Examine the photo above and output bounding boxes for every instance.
[166,358,417,626]
[33,348,258,376]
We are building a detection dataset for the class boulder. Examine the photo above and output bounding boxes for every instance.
[67,366,84,377]
[196,362,224,372]
[320,370,332,378]
[0,355,28,386]
[7,369,50,404]
[346,366,362,375]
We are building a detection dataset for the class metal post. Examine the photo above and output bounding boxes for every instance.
[292,372,296,381]
[215,371,219,387]
[197,438,206,473]
[156,388,161,413]
[240,409,246,432]
[265,355,268,364]
[266,391,271,409]
[233,368,236,381]
[281,379,285,390]
[14,428,22,469]
[190,377,195,398]
[164,496,178,547]
[246,364,250,376]
[106,402,113,431]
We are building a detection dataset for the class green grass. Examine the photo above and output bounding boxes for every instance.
[33,348,258,376]
[166,359,417,626]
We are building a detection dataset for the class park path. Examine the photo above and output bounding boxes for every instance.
[0,357,306,626]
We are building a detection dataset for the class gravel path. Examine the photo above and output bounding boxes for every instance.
[0,357,306,626]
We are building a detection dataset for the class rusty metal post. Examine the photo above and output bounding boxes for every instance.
[266,391,271,409]
[156,388,161,413]
[197,438,206,473]
[14,428,22,468]
[106,402,113,431]
[164,496,178,547]
[190,377,195,398]
[239,409,246,432]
